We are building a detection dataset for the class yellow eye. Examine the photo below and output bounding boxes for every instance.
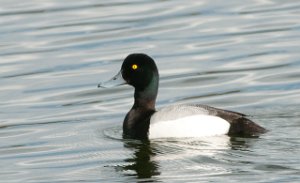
[132,64,138,70]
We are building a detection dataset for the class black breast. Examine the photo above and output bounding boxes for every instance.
[123,108,156,139]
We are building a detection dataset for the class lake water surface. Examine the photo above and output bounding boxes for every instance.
[1,0,300,182]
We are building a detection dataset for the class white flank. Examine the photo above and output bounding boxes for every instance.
[148,115,230,139]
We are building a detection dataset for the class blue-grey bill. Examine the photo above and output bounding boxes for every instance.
[98,71,126,88]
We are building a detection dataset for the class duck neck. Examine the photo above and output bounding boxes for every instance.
[123,75,158,139]
[133,78,158,110]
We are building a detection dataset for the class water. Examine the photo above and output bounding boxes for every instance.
[1,0,300,182]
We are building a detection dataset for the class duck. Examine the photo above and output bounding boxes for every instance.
[98,53,266,139]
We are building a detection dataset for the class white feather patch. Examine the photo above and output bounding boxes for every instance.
[148,114,230,139]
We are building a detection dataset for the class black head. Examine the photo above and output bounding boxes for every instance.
[121,53,159,91]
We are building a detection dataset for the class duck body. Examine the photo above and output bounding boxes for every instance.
[123,104,265,139]
[98,53,266,140]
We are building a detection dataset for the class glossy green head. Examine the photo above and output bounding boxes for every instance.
[98,53,159,108]
[121,53,158,91]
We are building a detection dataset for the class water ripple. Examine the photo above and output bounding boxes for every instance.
[1,0,300,182]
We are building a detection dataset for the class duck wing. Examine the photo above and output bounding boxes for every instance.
[193,104,267,136]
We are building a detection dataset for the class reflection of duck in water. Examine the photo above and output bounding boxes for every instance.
[99,53,266,139]
[119,136,255,180]
[122,141,160,179]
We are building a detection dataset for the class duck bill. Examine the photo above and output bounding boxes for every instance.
[98,71,126,88]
